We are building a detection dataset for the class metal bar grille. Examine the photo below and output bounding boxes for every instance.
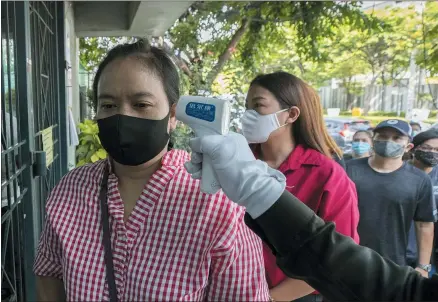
[1,2,26,301]
[2,2,65,301]
[29,1,61,228]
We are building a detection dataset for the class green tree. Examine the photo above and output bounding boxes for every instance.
[416,1,438,76]
[416,2,438,111]
[168,1,377,94]
[170,123,194,152]
[328,4,420,114]
[417,92,434,108]
[79,2,379,98]
[320,34,368,110]
[79,37,136,72]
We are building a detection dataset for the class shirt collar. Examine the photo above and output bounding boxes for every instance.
[104,149,190,175]
[161,149,191,167]
[253,144,324,172]
[281,144,325,172]
[91,150,190,206]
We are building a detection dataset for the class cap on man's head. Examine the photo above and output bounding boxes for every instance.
[374,119,412,137]
[412,128,438,148]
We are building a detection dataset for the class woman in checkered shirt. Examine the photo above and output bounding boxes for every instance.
[33,39,270,302]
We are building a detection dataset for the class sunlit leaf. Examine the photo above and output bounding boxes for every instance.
[96,148,107,159]
[91,154,100,163]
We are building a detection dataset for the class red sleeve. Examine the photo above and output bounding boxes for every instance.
[33,217,63,279]
[318,164,360,244]
[33,183,64,279]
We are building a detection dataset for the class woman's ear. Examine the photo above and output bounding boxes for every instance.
[168,103,177,132]
[286,106,300,124]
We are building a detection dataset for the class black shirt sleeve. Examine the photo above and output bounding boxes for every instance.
[334,155,346,170]
[414,176,437,222]
[245,190,438,302]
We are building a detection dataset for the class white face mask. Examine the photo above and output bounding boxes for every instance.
[241,109,289,143]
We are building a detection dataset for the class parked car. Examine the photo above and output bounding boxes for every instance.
[325,117,371,156]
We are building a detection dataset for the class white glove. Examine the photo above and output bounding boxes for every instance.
[185,132,286,218]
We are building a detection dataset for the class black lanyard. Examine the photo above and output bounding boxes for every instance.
[99,164,118,302]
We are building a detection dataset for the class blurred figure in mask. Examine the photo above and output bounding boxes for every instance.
[351,130,373,159]
[406,129,438,276]
[410,121,422,137]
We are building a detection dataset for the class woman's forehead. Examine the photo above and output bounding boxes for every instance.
[422,138,438,147]
[98,58,163,95]
[248,85,272,97]
[247,86,278,104]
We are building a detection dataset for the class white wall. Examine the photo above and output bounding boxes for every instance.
[64,1,80,171]
[319,83,438,113]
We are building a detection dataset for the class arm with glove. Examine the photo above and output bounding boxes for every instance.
[185,132,438,302]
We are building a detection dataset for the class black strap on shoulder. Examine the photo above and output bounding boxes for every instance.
[99,164,118,302]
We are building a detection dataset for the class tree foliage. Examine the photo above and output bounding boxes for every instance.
[415,2,438,76]
[76,119,107,166]
[168,1,379,93]
[315,4,429,114]
[79,37,136,72]
[78,1,438,150]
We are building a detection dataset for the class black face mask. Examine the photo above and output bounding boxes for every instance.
[97,114,170,166]
[414,149,438,167]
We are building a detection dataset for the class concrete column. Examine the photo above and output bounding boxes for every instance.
[405,51,418,121]
[65,1,80,171]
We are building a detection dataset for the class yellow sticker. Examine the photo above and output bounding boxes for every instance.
[41,126,54,167]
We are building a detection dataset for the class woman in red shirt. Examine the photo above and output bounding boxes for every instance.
[242,71,360,302]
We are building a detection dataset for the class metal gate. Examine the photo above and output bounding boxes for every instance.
[29,1,63,227]
[2,3,26,300]
[1,1,66,301]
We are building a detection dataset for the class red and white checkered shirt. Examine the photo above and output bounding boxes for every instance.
[34,149,270,301]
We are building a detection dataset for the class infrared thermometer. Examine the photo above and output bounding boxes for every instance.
[176,96,230,194]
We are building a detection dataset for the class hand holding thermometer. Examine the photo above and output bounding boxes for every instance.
[176,96,230,194]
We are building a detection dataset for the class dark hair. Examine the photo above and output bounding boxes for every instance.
[410,121,421,129]
[413,128,438,148]
[92,39,180,111]
[353,130,373,141]
[250,71,342,158]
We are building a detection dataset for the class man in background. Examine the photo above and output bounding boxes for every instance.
[410,121,422,136]
[406,129,438,276]
[346,120,435,277]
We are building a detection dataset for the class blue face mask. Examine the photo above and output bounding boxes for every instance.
[352,142,371,156]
